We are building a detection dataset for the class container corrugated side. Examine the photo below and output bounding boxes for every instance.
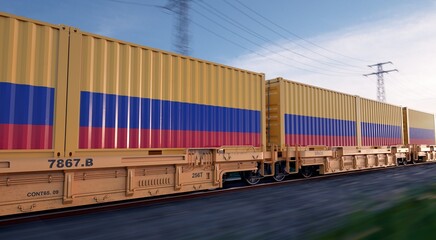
[359,98,403,146]
[403,108,435,144]
[65,29,265,155]
[267,78,357,148]
[0,12,69,158]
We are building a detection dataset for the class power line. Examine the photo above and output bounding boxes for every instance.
[191,7,352,76]
[232,0,373,64]
[190,21,307,70]
[105,0,368,77]
[387,72,435,100]
[108,0,160,8]
[196,1,365,75]
[108,0,332,75]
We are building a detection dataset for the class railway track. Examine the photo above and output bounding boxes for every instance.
[1,161,434,227]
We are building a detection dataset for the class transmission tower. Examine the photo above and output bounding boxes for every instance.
[363,62,398,102]
[165,0,191,55]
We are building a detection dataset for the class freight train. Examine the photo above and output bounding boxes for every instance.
[1,12,435,216]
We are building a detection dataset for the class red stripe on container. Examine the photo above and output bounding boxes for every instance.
[0,124,52,149]
[129,129,140,148]
[90,128,103,149]
[285,134,356,146]
[79,127,89,149]
[117,128,128,148]
[409,138,435,145]
[79,127,260,149]
[140,129,151,148]
[104,128,116,148]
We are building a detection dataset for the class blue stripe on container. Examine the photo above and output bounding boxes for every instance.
[0,82,54,125]
[410,127,435,140]
[80,91,261,133]
[129,97,140,129]
[140,98,151,129]
[118,95,128,128]
[92,93,103,129]
[361,122,402,138]
[284,114,356,136]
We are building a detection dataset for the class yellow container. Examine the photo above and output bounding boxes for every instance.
[64,28,266,156]
[266,78,357,148]
[266,78,407,148]
[0,12,69,158]
[403,108,435,144]
[358,98,403,146]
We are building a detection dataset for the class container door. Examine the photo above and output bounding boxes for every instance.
[0,13,69,167]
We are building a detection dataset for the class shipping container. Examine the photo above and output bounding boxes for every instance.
[403,108,435,144]
[0,12,69,158]
[358,98,403,146]
[266,78,358,148]
[64,28,266,157]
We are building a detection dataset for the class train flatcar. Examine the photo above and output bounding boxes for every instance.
[0,12,435,216]
[403,108,436,163]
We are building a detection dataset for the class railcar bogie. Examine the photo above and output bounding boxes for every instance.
[272,162,287,181]
[243,170,262,185]
[300,166,317,178]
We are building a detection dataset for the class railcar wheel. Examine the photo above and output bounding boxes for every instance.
[402,159,408,165]
[243,171,261,185]
[273,172,286,182]
[273,162,286,182]
[300,166,314,178]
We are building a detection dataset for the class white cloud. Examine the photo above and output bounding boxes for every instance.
[228,6,436,115]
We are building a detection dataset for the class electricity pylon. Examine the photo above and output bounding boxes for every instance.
[165,0,191,55]
[364,62,398,102]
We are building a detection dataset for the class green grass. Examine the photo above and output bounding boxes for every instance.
[314,184,436,240]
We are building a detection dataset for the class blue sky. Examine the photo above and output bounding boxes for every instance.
[1,0,433,60]
[2,0,436,115]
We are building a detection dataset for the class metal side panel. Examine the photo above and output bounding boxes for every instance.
[64,28,265,157]
[0,12,69,160]
[407,108,435,144]
[359,98,403,146]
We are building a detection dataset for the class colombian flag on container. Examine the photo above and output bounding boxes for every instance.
[0,82,54,149]
[79,92,261,149]
[406,108,436,144]
[0,13,65,150]
[75,32,264,149]
[360,98,403,146]
[284,114,356,146]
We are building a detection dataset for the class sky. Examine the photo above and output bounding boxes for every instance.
[2,0,436,116]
